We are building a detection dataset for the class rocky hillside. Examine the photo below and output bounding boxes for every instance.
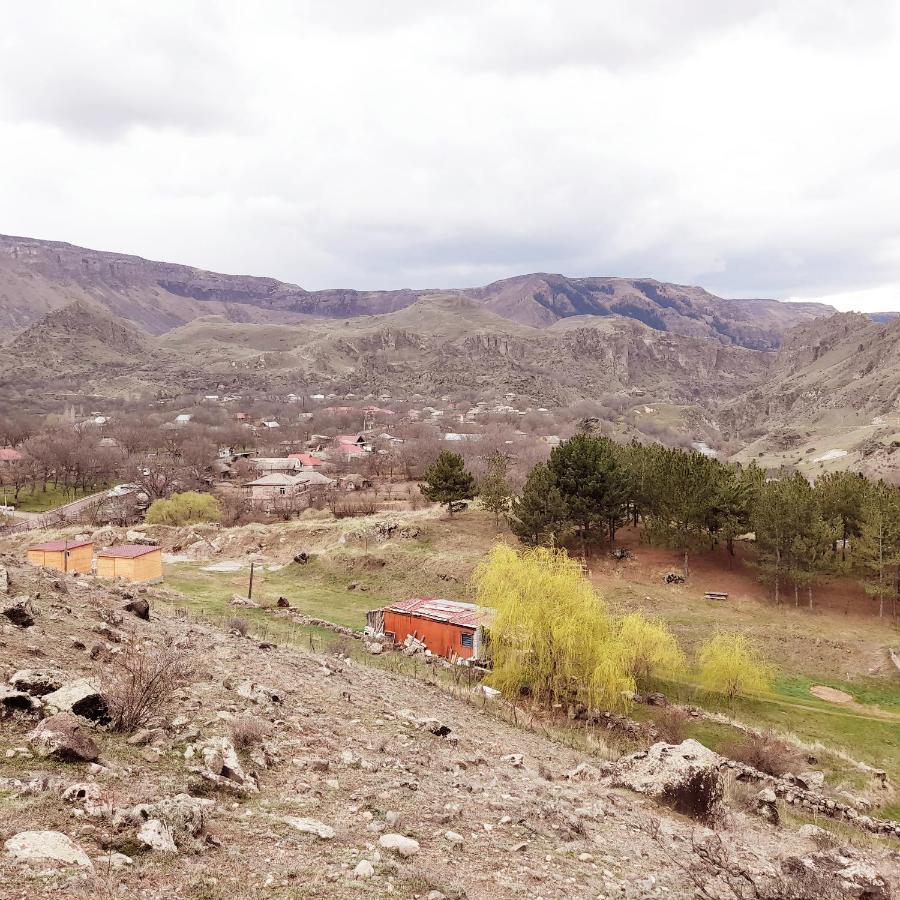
[1,556,897,899]
[0,234,833,348]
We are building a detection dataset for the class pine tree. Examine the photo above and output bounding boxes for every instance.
[858,480,900,618]
[547,434,628,552]
[815,470,868,565]
[479,452,512,525]
[419,450,477,516]
[508,463,569,546]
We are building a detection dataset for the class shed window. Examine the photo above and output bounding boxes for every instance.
[460,632,473,648]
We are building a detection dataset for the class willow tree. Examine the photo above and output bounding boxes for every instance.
[474,544,684,711]
[697,632,774,702]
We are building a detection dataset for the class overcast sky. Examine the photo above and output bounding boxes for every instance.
[1,1,899,311]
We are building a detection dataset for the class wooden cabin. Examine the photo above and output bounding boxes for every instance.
[96,545,163,582]
[368,597,488,660]
[26,539,94,574]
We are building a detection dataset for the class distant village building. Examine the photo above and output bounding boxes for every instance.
[367,598,488,660]
[96,545,163,582]
[251,457,304,475]
[287,453,326,468]
[26,539,94,574]
[174,414,192,425]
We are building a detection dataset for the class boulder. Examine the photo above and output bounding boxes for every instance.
[137,819,177,853]
[230,594,258,608]
[190,736,258,794]
[378,833,420,858]
[754,787,779,825]
[29,712,100,762]
[4,831,93,868]
[282,816,335,839]
[0,685,42,715]
[2,596,34,628]
[9,668,65,697]
[127,794,213,839]
[0,565,8,593]
[781,852,891,900]
[611,739,724,822]
[123,598,150,620]
[354,859,375,879]
[236,680,281,704]
[797,770,826,790]
[42,678,108,722]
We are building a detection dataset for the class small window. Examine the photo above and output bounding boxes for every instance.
[279,487,286,495]
[460,632,473,648]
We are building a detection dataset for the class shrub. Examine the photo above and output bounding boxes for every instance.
[722,729,802,777]
[653,706,688,744]
[229,716,270,750]
[146,491,222,526]
[331,498,378,518]
[228,617,249,636]
[103,644,193,732]
[696,632,774,702]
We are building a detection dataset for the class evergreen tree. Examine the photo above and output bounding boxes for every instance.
[479,452,512,525]
[419,450,477,516]
[508,463,569,547]
[858,480,900,618]
[548,434,628,552]
[815,471,868,564]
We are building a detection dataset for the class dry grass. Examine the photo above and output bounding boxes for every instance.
[721,729,803,777]
[229,715,270,750]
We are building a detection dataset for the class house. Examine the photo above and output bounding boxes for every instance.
[0,448,23,463]
[26,539,93,574]
[287,453,326,468]
[252,457,304,475]
[444,432,481,442]
[335,434,371,457]
[367,597,488,660]
[174,414,192,425]
[96,545,163,582]
[245,473,309,509]
[261,421,280,429]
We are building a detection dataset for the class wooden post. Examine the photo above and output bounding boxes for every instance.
[248,561,255,600]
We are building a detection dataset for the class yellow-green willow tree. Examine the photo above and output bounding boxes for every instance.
[473,544,683,711]
[697,632,774,702]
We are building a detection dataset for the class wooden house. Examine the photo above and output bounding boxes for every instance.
[26,539,94,574]
[96,545,163,582]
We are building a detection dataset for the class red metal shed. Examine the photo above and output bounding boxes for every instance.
[374,597,488,660]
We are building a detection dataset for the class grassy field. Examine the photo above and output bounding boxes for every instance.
[7,482,111,513]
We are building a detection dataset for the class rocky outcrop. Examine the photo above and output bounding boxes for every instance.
[28,712,100,762]
[4,831,93,868]
[41,678,107,722]
[1,596,35,628]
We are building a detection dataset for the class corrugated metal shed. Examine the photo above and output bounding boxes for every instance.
[384,597,488,629]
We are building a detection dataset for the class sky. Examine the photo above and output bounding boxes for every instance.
[1,1,900,312]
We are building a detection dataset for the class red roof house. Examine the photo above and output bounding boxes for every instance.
[288,453,325,467]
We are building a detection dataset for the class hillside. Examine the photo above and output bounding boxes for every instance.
[0,234,833,349]
[0,295,772,406]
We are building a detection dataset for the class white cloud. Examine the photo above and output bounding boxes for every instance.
[0,0,899,311]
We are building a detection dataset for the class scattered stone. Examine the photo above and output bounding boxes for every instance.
[797,770,826,790]
[754,787,779,825]
[282,817,335,839]
[501,754,524,768]
[123,598,150,620]
[354,859,375,879]
[29,712,100,762]
[61,782,102,804]
[378,833,420,858]
[445,830,464,845]
[190,736,258,794]
[4,831,93,868]
[96,852,132,867]
[128,794,213,840]
[127,727,166,747]
[137,819,177,853]
[0,684,42,714]
[230,594,258,608]
[0,565,8,593]
[236,680,281,704]
[781,851,891,900]
[9,668,64,697]
[2,596,35,628]
[42,678,108,722]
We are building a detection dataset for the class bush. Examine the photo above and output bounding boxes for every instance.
[653,706,688,744]
[228,617,249,636]
[103,644,193,732]
[229,716,269,750]
[722,729,802,777]
[331,497,378,518]
[146,491,222,526]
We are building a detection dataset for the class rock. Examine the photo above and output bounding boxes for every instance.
[123,598,150,620]
[42,678,108,722]
[191,736,258,794]
[0,565,8,593]
[354,859,375,879]
[4,831,93,868]
[276,596,290,608]
[754,787,779,825]
[137,819,177,853]
[29,712,100,762]
[378,833,420,858]
[2,596,35,627]
[501,754,524,768]
[611,739,724,822]
[61,782,102,804]
[781,852,891,900]
[9,668,64,697]
[0,684,42,714]
[797,770,826,790]
[445,830,464,845]
[366,642,383,655]
[798,824,829,841]
[128,794,213,839]
[236,680,281,704]
[126,727,166,747]
[96,852,132,867]
[282,817,335,839]
[645,691,668,706]
[230,594,258,608]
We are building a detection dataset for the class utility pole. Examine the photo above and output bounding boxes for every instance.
[248,561,255,601]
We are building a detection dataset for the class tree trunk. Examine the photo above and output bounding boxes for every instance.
[794,582,799,607]
[774,572,780,606]
[682,547,689,580]
[808,584,813,610]
[727,537,735,556]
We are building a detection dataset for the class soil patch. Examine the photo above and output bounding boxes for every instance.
[810,685,854,704]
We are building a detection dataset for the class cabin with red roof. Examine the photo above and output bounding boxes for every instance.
[287,453,325,468]
[26,539,94,574]
[368,597,488,660]
[96,545,163,582]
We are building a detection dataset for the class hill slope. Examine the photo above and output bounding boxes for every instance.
[0,234,833,349]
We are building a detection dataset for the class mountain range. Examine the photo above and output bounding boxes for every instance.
[1,233,898,479]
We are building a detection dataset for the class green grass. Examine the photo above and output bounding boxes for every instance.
[9,482,112,513]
